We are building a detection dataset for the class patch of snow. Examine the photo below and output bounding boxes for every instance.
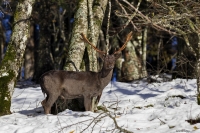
[0,79,199,133]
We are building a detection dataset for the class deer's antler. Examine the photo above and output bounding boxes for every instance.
[80,33,106,55]
[81,31,133,55]
[114,31,133,54]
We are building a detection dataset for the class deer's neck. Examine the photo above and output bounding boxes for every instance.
[99,68,113,85]
[100,68,113,78]
[97,68,113,90]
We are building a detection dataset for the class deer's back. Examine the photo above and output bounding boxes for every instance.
[40,70,101,96]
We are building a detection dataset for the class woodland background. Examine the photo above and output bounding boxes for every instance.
[0,0,200,116]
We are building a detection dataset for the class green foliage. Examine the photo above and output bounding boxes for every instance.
[0,43,17,116]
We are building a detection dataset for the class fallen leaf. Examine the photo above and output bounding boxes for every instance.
[194,126,199,130]
[69,130,75,133]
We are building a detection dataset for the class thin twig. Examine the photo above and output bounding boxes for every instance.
[80,112,107,133]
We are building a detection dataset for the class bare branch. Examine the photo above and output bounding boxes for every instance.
[121,0,177,34]
[115,0,141,31]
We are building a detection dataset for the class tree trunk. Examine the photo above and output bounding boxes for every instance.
[197,60,200,105]
[86,0,109,72]
[24,24,35,80]
[122,41,141,81]
[142,27,148,77]
[86,0,96,72]
[0,21,5,62]
[64,0,88,71]
[121,30,147,82]
[88,0,108,112]
[0,0,35,116]
[196,33,200,105]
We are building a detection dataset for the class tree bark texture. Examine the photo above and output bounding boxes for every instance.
[0,21,5,62]
[0,0,35,116]
[142,27,148,77]
[121,30,147,82]
[86,0,96,71]
[196,33,200,104]
[24,24,35,79]
[86,0,109,72]
[64,0,108,71]
[121,41,141,81]
[64,0,88,71]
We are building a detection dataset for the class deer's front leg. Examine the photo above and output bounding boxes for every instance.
[83,95,92,111]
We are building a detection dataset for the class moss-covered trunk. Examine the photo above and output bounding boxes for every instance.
[0,0,35,116]
[64,0,88,71]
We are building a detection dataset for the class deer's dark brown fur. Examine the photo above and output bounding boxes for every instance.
[40,32,132,114]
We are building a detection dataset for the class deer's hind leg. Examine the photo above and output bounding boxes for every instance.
[42,93,59,114]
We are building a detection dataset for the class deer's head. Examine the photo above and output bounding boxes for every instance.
[81,32,132,77]
[80,32,133,69]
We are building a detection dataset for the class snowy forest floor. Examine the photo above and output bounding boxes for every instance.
[0,77,200,133]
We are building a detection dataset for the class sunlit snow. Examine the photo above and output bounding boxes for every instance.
[0,78,200,133]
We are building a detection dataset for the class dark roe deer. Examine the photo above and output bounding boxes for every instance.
[40,32,133,114]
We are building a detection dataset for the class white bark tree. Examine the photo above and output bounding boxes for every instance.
[0,0,35,116]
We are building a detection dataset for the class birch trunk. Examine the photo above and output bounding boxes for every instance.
[142,27,148,77]
[24,24,35,79]
[86,0,108,72]
[89,0,108,112]
[0,0,35,116]
[87,0,96,71]
[64,0,88,71]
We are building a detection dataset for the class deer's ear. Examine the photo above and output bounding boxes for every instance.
[114,52,121,59]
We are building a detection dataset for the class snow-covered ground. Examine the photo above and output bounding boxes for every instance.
[0,78,200,133]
